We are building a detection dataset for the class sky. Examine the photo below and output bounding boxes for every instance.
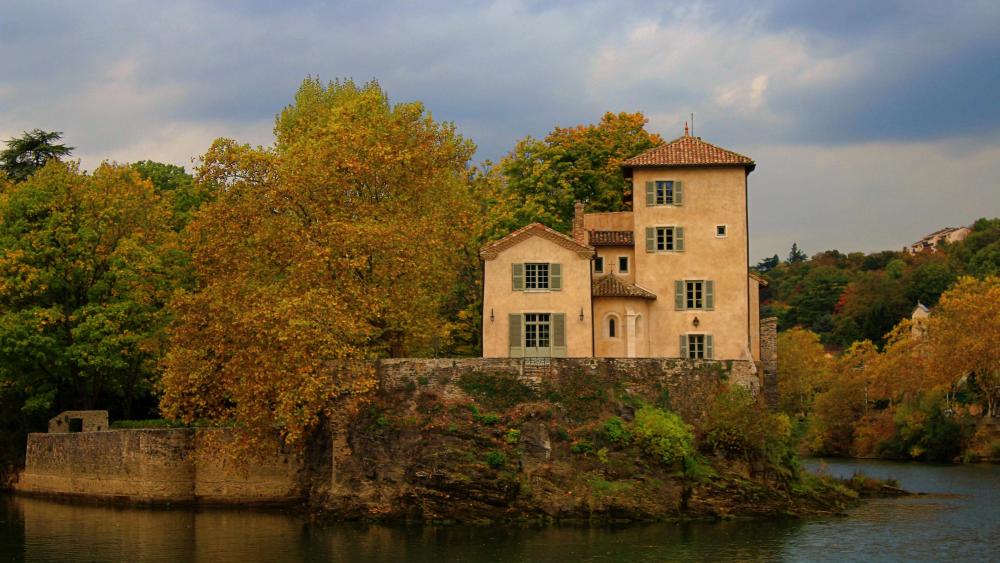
[1,0,998,262]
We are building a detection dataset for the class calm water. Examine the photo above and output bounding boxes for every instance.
[1,459,997,562]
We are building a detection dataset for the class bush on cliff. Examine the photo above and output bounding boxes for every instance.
[702,387,798,478]
[631,406,695,467]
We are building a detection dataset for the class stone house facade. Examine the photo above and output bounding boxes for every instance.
[481,131,765,361]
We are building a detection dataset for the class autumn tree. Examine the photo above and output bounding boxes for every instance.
[160,78,478,451]
[0,129,73,182]
[0,161,180,464]
[926,276,1000,416]
[131,161,214,229]
[776,328,830,416]
[485,112,662,239]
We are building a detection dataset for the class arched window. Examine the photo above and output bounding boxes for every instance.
[609,317,616,338]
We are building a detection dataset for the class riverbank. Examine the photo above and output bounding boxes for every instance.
[14,358,860,523]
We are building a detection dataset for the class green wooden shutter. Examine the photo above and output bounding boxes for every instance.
[645,181,655,206]
[674,280,685,310]
[509,314,523,358]
[675,227,685,252]
[512,263,524,291]
[704,280,714,310]
[673,181,683,206]
[645,227,655,252]
[549,263,562,290]
[552,313,567,357]
[679,334,688,359]
[705,335,714,359]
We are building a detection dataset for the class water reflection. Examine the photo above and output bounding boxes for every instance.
[2,460,998,562]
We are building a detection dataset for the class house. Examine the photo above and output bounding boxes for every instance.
[480,129,765,361]
[911,302,930,338]
[908,226,971,254]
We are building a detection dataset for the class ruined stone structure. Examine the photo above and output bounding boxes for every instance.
[48,411,109,433]
[760,317,778,409]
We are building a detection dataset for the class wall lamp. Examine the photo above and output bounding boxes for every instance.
[692,316,700,328]
[579,308,585,322]
[490,308,495,323]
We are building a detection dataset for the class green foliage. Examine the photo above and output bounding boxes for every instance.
[457,371,537,410]
[0,161,181,466]
[631,406,695,467]
[877,394,965,462]
[504,428,521,444]
[0,129,73,182]
[788,243,807,263]
[570,440,594,454]
[702,387,798,477]
[110,419,190,429]
[602,416,631,445]
[484,450,506,469]
[131,161,212,229]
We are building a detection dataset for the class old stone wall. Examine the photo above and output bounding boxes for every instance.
[760,317,778,409]
[16,429,302,505]
[48,411,109,433]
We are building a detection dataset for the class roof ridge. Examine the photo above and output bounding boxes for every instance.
[480,222,594,260]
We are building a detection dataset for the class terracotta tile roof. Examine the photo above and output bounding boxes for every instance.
[589,230,634,247]
[592,274,656,299]
[749,271,769,287]
[623,135,754,169]
[480,222,594,261]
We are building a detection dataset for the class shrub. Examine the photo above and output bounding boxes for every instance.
[602,417,631,445]
[570,440,594,454]
[702,387,797,476]
[484,451,506,469]
[631,406,695,466]
[504,429,521,444]
[457,372,537,409]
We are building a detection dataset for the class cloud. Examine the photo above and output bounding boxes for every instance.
[0,0,997,258]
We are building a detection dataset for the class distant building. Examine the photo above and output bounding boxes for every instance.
[908,226,970,254]
[911,302,930,338]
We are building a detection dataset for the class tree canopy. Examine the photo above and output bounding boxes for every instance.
[0,129,74,183]
[159,78,479,450]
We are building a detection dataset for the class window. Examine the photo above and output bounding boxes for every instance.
[594,256,604,273]
[674,279,714,310]
[681,334,714,359]
[716,225,727,237]
[646,180,684,206]
[524,313,550,349]
[524,263,549,289]
[513,263,561,291]
[618,256,629,273]
[647,226,684,252]
[608,317,616,338]
[686,280,704,309]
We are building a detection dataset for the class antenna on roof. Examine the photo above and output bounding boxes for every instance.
[684,120,689,136]
[690,113,695,136]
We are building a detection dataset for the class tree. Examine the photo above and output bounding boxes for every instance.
[787,243,807,264]
[160,78,479,452]
[0,129,73,182]
[926,276,1000,416]
[486,112,662,238]
[0,161,180,465]
[754,254,780,274]
[131,161,214,229]
[776,328,830,416]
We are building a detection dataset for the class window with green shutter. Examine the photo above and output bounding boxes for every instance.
[650,226,683,252]
[512,263,524,291]
[679,280,715,310]
[509,314,523,357]
[646,181,682,206]
[552,313,566,357]
[550,263,562,290]
[674,280,685,310]
[685,334,709,359]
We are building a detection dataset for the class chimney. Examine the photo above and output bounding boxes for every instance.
[572,201,586,244]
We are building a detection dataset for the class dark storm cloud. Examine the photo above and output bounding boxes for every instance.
[0,0,998,257]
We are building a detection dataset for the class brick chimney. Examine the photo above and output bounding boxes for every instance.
[572,201,586,244]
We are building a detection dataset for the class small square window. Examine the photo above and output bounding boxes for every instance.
[716,225,727,238]
[654,181,675,205]
[618,256,629,273]
[594,256,604,273]
[655,227,675,251]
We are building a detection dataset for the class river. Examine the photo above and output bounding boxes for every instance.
[1,459,997,562]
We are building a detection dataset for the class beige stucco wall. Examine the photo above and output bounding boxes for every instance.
[594,247,636,283]
[630,166,751,360]
[482,235,593,357]
[583,211,634,231]
[593,297,651,358]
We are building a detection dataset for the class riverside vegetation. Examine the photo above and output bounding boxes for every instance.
[0,77,995,506]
